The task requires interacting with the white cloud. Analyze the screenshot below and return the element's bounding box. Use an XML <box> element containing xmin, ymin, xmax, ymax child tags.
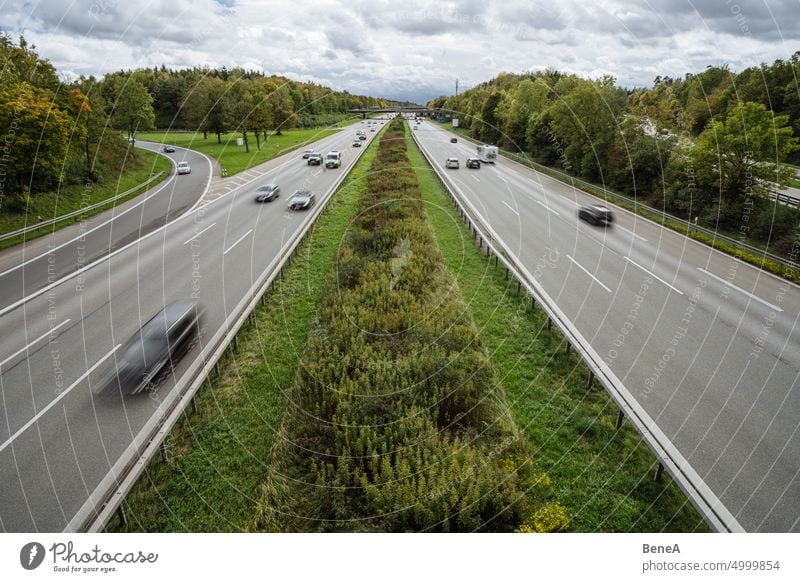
<box><xmin>3</xmin><ymin>0</ymin><xmax>798</xmax><ymax>104</ymax></box>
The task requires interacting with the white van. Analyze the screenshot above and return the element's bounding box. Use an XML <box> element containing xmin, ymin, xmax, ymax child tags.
<box><xmin>325</xmin><ymin>151</ymin><xmax>342</xmax><ymax>169</ymax></box>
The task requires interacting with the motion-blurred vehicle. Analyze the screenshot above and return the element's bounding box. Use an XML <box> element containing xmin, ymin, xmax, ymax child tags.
<box><xmin>445</xmin><ymin>157</ymin><xmax>459</xmax><ymax>169</ymax></box>
<box><xmin>352</xmin><ymin>140</ymin><xmax>362</xmax><ymax>148</ymax></box>
<box><xmin>466</xmin><ymin>157</ymin><xmax>481</xmax><ymax>169</ymax></box>
<box><xmin>288</xmin><ymin>190</ymin><xmax>316</xmax><ymax>210</ymax></box>
<box><xmin>302</xmin><ymin>149</ymin><xmax>316</xmax><ymax>159</ymax></box>
<box><xmin>578</xmin><ymin>204</ymin><xmax>614</xmax><ymax>226</ymax></box>
<box><xmin>477</xmin><ymin>144</ymin><xmax>498</xmax><ymax>163</ymax></box>
<box><xmin>307</xmin><ymin>153</ymin><xmax>323</xmax><ymax>166</ymax></box>
<box><xmin>254</xmin><ymin>183</ymin><xmax>280</xmax><ymax>202</ymax></box>
<box><xmin>177</xmin><ymin>161</ymin><xmax>191</xmax><ymax>174</ymax></box>
<box><xmin>101</xmin><ymin>301</ymin><xmax>202</xmax><ymax>395</ymax></box>
<box><xmin>358</xmin><ymin>134</ymin><xmax>367</xmax><ymax>140</ymax></box>
<box><xmin>450</xmin><ymin>137</ymin><xmax>457</xmax><ymax>143</ymax></box>
<box><xmin>163</xmin><ymin>145</ymin><xmax>176</xmax><ymax>153</ymax></box>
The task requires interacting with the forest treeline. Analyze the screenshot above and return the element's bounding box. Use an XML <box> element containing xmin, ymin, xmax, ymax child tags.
<box><xmin>429</xmin><ymin>56</ymin><xmax>800</xmax><ymax>254</ymax></box>
<box><xmin>0</xmin><ymin>35</ymin><xmax>390</xmax><ymax>212</ymax></box>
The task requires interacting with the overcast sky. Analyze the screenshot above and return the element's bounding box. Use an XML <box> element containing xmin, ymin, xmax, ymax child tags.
<box><xmin>2</xmin><ymin>0</ymin><xmax>799</xmax><ymax>104</ymax></box>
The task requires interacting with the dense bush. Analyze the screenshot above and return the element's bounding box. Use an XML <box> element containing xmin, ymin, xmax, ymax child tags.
<box><xmin>253</xmin><ymin>119</ymin><xmax>567</xmax><ymax>532</ymax></box>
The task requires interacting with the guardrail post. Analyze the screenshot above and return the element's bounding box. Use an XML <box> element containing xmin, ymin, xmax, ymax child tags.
<box><xmin>232</xmin><ymin>335</ymin><xmax>239</xmax><ymax>352</ymax></box>
<box><xmin>505</xmin><ymin>267</ymin><xmax>509</xmax><ymax>280</ymax></box>
<box><xmin>494</xmin><ymin>255</ymin><xmax>498</xmax><ymax>267</ymax></box>
<box><xmin>615</xmin><ymin>409</ymin><xmax>625</xmax><ymax>430</ymax></box>
<box><xmin>587</xmin><ymin>371</ymin><xmax>595</xmax><ymax>390</ymax></box>
<box><xmin>159</xmin><ymin>441</ymin><xmax>169</xmax><ymax>463</ymax></box>
<box><xmin>191</xmin><ymin>396</ymin><xmax>198</xmax><ymax>414</ymax></box>
<box><xmin>530</xmin><ymin>296</ymin><xmax>535</xmax><ymax>310</ymax></box>
<box><xmin>516</xmin><ymin>280</ymin><xmax>520</xmax><ymax>295</ymax></box>
<box><xmin>547</xmin><ymin>318</ymin><xmax>552</xmax><ymax>331</ymax></box>
<box><xmin>565</xmin><ymin>342</ymin><xmax>571</xmax><ymax>355</ymax></box>
<box><xmin>654</xmin><ymin>462</ymin><xmax>664</xmax><ymax>483</ymax></box>
<box><xmin>116</xmin><ymin>504</ymin><xmax>127</xmax><ymax>528</ymax></box>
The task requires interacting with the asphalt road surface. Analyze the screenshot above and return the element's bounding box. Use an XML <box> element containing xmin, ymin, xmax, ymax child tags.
<box><xmin>0</xmin><ymin>122</ymin><xmax>383</xmax><ymax>531</ymax></box>
<box><xmin>0</xmin><ymin>141</ymin><xmax>213</xmax><ymax>313</ymax></box>
<box><xmin>415</xmin><ymin>120</ymin><xmax>800</xmax><ymax>532</ymax></box>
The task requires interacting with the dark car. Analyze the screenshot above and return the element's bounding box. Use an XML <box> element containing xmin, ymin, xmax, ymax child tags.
<box><xmin>255</xmin><ymin>183</ymin><xmax>280</xmax><ymax>202</ymax></box>
<box><xmin>302</xmin><ymin>149</ymin><xmax>316</xmax><ymax>159</ymax></box>
<box><xmin>288</xmin><ymin>190</ymin><xmax>316</xmax><ymax>211</ymax></box>
<box><xmin>163</xmin><ymin>145</ymin><xmax>176</xmax><ymax>153</ymax></box>
<box><xmin>307</xmin><ymin>153</ymin><xmax>323</xmax><ymax>166</ymax></box>
<box><xmin>450</xmin><ymin>137</ymin><xmax>457</xmax><ymax>143</ymax></box>
<box><xmin>101</xmin><ymin>301</ymin><xmax>202</xmax><ymax>395</ymax></box>
<box><xmin>466</xmin><ymin>158</ymin><xmax>480</xmax><ymax>169</ymax></box>
<box><xmin>578</xmin><ymin>204</ymin><xmax>614</xmax><ymax>226</ymax></box>
<box><xmin>358</xmin><ymin>134</ymin><xmax>367</xmax><ymax>141</ymax></box>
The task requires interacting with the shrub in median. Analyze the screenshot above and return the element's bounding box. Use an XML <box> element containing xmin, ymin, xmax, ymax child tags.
<box><xmin>253</xmin><ymin>119</ymin><xmax>566</xmax><ymax>532</ymax></box>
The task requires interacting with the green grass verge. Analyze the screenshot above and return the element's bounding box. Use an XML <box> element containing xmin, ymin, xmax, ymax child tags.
<box><xmin>109</xmin><ymin>127</ymin><xmax>384</xmax><ymax>532</ymax></box>
<box><xmin>434</xmin><ymin>121</ymin><xmax>800</xmax><ymax>283</ymax></box>
<box><xmin>407</xmin><ymin>126</ymin><xmax>710</xmax><ymax>532</ymax></box>
<box><xmin>0</xmin><ymin>150</ymin><xmax>171</xmax><ymax>250</ymax></box>
<box><xmin>137</xmin><ymin>126</ymin><xmax>346</xmax><ymax>176</ymax></box>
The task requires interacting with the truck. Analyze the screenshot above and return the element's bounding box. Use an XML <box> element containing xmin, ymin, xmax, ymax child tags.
<box><xmin>477</xmin><ymin>144</ymin><xmax>498</xmax><ymax>164</ymax></box>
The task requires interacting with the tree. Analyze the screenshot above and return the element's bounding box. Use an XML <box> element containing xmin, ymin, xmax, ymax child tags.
<box><xmin>227</xmin><ymin>81</ymin><xmax>253</xmax><ymax>153</ymax></box>
<box><xmin>478</xmin><ymin>91</ymin><xmax>504</xmax><ymax>144</ymax></box>
<box><xmin>692</xmin><ymin>101</ymin><xmax>798</xmax><ymax>203</ymax></box>
<box><xmin>248</xmin><ymin>83</ymin><xmax>272</xmax><ymax>149</ymax></box>
<box><xmin>504</xmin><ymin>79</ymin><xmax>549</xmax><ymax>151</ymax></box>
<box><xmin>0</xmin><ymin>82</ymin><xmax>72</xmax><ymax>202</ymax></box>
<box><xmin>267</xmin><ymin>84</ymin><xmax>296</xmax><ymax>135</ymax></box>
<box><xmin>110</xmin><ymin>78</ymin><xmax>154</xmax><ymax>139</ymax></box>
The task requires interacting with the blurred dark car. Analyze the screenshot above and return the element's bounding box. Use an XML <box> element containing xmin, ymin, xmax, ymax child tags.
<box><xmin>255</xmin><ymin>183</ymin><xmax>280</xmax><ymax>202</ymax></box>
<box><xmin>578</xmin><ymin>204</ymin><xmax>614</xmax><ymax>226</ymax></box>
<box><xmin>450</xmin><ymin>137</ymin><xmax>457</xmax><ymax>143</ymax></box>
<box><xmin>163</xmin><ymin>145</ymin><xmax>176</xmax><ymax>153</ymax></box>
<box><xmin>307</xmin><ymin>153</ymin><xmax>323</xmax><ymax>166</ymax></box>
<box><xmin>466</xmin><ymin>157</ymin><xmax>480</xmax><ymax>169</ymax></box>
<box><xmin>102</xmin><ymin>301</ymin><xmax>202</xmax><ymax>395</ymax></box>
<box><xmin>288</xmin><ymin>190</ymin><xmax>315</xmax><ymax>210</ymax></box>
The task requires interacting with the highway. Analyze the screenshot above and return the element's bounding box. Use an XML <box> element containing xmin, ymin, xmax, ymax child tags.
<box><xmin>0</xmin><ymin>141</ymin><xmax>214</xmax><ymax>313</ymax></box>
<box><xmin>0</xmin><ymin>123</ymin><xmax>382</xmax><ymax>532</ymax></box>
<box><xmin>414</xmin><ymin>120</ymin><xmax>800</xmax><ymax>532</ymax></box>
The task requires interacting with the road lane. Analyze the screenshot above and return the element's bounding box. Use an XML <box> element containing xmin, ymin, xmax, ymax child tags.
<box><xmin>415</xmin><ymin>119</ymin><xmax>800</xmax><ymax>531</ymax></box>
<box><xmin>0</xmin><ymin>121</ymin><xmax>385</xmax><ymax>531</ymax></box>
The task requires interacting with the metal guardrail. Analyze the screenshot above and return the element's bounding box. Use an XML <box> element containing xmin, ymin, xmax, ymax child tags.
<box><xmin>67</xmin><ymin>127</ymin><xmax>381</xmax><ymax>533</ymax></box>
<box><xmin>449</xmin><ymin>128</ymin><xmax>800</xmax><ymax>271</ymax></box>
<box><xmin>411</xmin><ymin>127</ymin><xmax>744</xmax><ymax>533</ymax></box>
<box><xmin>0</xmin><ymin>172</ymin><xmax>166</xmax><ymax>243</ymax></box>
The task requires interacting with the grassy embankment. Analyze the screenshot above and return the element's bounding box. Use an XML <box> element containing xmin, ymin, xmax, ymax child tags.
<box><xmin>408</xmin><ymin>124</ymin><xmax>709</xmax><ymax>532</ymax></box>
<box><xmin>138</xmin><ymin>118</ymin><xmax>364</xmax><ymax>177</ymax></box>
<box><xmin>0</xmin><ymin>149</ymin><xmax>171</xmax><ymax>250</ymax></box>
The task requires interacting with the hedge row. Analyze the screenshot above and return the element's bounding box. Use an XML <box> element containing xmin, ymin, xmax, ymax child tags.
<box><xmin>252</xmin><ymin>118</ymin><xmax>567</xmax><ymax>532</ymax></box>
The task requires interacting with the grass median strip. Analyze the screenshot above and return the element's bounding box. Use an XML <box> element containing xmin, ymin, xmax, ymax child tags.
<box><xmin>406</xmin><ymin>125</ymin><xmax>710</xmax><ymax>532</ymax></box>
<box><xmin>253</xmin><ymin>118</ymin><xmax>566</xmax><ymax>533</ymax></box>
<box><xmin>110</xmin><ymin>126</ymin><xmax>383</xmax><ymax>532</ymax></box>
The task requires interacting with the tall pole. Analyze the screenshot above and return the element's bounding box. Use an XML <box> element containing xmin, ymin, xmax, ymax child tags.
<box><xmin>455</xmin><ymin>78</ymin><xmax>459</xmax><ymax>97</ymax></box>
